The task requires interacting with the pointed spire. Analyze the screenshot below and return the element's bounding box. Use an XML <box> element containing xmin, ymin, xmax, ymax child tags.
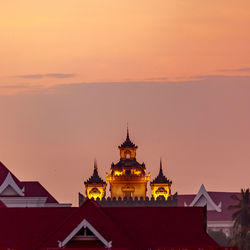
<box><xmin>94</xmin><ymin>158</ymin><xmax>97</xmax><ymax>171</ymax></box>
<box><xmin>93</xmin><ymin>159</ymin><xmax>99</xmax><ymax>177</ymax></box>
<box><xmin>84</xmin><ymin>160</ymin><xmax>106</xmax><ymax>185</ymax></box>
<box><xmin>159</xmin><ymin>158</ymin><xmax>163</xmax><ymax>173</ymax></box>
<box><xmin>151</xmin><ymin>159</ymin><xmax>172</xmax><ymax>184</ymax></box>
<box><xmin>119</xmin><ymin>126</ymin><xmax>137</xmax><ymax>149</ymax></box>
<box><xmin>126</xmin><ymin>123</ymin><xmax>130</xmax><ymax>139</ymax></box>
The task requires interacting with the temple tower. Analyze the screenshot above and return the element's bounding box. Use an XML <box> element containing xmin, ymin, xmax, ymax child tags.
<box><xmin>106</xmin><ymin>129</ymin><xmax>150</xmax><ymax>199</ymax></box>
<box><xmin>84</xmin><ymin>160</ymin><xmax>106</xmax><ymax>200</ymax></box>
<box><xmin>150</xmin><ymin>159</ymin><xmax>172</xmax><ymax>200</ymax></box>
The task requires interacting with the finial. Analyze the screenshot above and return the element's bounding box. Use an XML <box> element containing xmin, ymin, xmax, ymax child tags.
<box><xmin>119</xmin><ymin>125</ymin><xmax>137</xmax><ymax>149</ymax></box>
<box><xmin>126</xmin><ymin>123</ymin><xmax>129</xmax><ymax>138</ymax></box>
<box><xmin>159</xmin><ymin>158</ymin><xmax>163</xmax><ymax>175</ymax></box>
<box><xmin>94</xmin><ymin>158</ymin><xmax>97</xmax><ymax>171</ymax></box>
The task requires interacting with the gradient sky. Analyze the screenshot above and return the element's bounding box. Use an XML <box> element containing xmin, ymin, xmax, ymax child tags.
<box><xmin>0</xmin><ymin>0</ymin><xmax>250</xmax><ymax>205</ymax></box>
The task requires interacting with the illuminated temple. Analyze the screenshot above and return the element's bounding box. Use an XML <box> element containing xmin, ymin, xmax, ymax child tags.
<box><xmin>79</xmin><ymin>130</ymin><xmax>177</xmax><ymax>206</ymax></box>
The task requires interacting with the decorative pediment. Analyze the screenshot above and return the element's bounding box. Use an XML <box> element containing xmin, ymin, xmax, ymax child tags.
<box><xmin>0</xmin><ymin>173</ymin><xmax>25</xmax><ymax>197</ymax></box>
<box><xmin>58</xmin><ymin>219</ymin><xmax>112</xmax><ymax>248</ymax></box>
<box><xmin>185</xmin><ymin>184</ymin><xmax>222</xmax><ymax>212</ymax></box>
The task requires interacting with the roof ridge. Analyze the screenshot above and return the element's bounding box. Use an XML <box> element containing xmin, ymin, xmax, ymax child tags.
<box><xmin>0</xmin><ymin>161</ymin><xmax>23</xmax><ymax>189</ymax></box>
<box><xmin>35</xmin><ymin>207</ymin><xmax>79</xmax><ymax>249</ymax></box>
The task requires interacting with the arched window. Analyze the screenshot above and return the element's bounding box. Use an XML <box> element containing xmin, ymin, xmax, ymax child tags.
<box><xmin>125</xmin><ymin>150</ymin><xmax>131</xmax><ymax>159</ymax></box>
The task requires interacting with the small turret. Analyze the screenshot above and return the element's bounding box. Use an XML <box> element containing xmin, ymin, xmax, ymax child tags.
<box><xmin>150</xmin><ymin>159</ymin><xmax>172</xmax><ymax>200</ymax></box>
<box><xmin>118</xmin><ymin>127</ymin><xmax>138</xmax><ymax>159</ymax></box>
<box><xmin>84</xmin><ymin>160</ymin><xmax>106</xmax><ymax>200</ymax></box>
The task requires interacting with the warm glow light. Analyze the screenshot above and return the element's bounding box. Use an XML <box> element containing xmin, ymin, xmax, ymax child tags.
<box><xmin>133</xmin><ymin>170</ymin><xmax>142</xmax><ymax>175</ymax></box>
<box><xmin>114</xmin><ymin>170</ymin><xmax>123</xmax><ymax>176</ymax></box>
<box><xmin>151</xmin><ymin>184</ymin><xmax>171</xmax><ymax>200</ymax></box>
<box><xmin>86</xmin><ymin>184</ymin><xmax>106</xmax><ymax>200</ymax></box>
<box><xmin>120</xmin><ymin>148</ymin><xmax>136</xmax><ymax>159</ymax></box>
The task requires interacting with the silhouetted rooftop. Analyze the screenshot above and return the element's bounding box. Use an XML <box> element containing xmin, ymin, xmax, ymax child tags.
<box><xmin>84</xmin><ymin>161</ymin><xmax>106</xmax><ymax>185</ymax></box>
<box><xmin>111</xmin><ymin>158</ymin><xmax>145</xmax><ymax>170</ymax></box>
<box><xmin>118</xmin><ymin>129</ymin><xmax>137</xmax><ymax>149</ymax></box>
<box><xmin>151</xmin><ymin>160</ymin><xmax>172</xmax><ymax>184</ymax></box>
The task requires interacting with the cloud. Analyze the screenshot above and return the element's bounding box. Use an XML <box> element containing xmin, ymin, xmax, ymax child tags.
<box><xmin>46</xmin><ymin>73</ymin><xmax>76</xmax><ymax>78</ymax></box>
<box><xmin>144</xmin><ymin>76</ymin><xmax>169</xmax><ymax>81</ymax></box>
<box><xmin>0</xmin><ymin>84</ymin><xmax>28</xmax><ymax>89</ymax></box>
<box><xmin>4</xmin><ymin>74</ymin><xmax>250</xmax><ymax>96</ymax></box>
<box><xmin>191</xmin><ymin>74</ymin><xmax>250</xmax><ymax>81</ymax></box>
<box><xmin>191</xmin><ymin>75</ymin><xmax>226</xmax><ymax>80</ymax></box>
<box><xmin>16</xmin><ymin>73</ymin><xmax>76</xmax><ymax>79</ymax></box>
<box><xmin>217</xmin><ymin>67</ymin><xmax>250</xmax><ymax>73</ymax></box>
<box><xmin>18</xmin><ymin>74</ymin><xmax>44</xmax><ymax>79</ymax></box>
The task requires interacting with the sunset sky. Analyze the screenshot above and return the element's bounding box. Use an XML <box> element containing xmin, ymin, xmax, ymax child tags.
<box><xmin>0</xmin><ymin>0</ymin><xmax>250</xmax><ymax>205</ymax></box>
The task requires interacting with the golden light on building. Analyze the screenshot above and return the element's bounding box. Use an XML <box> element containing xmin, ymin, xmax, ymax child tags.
<box><xmin>84</xmin><ymin>160</ymin><xmax>106</xmax><ymax>200</ymax></box>
<box><xmin>106</xmin><ymin>129</ymin><xmax>150</xmax><ymax>199</ymax></box>
<box><xmin>81</xmin><ymin>129</ymin><xmax>175</xmax><ymax>204</ymax></box>
<box><xmin>150</xmin><ymin>159</ymin><xmax>172</xmax><ymax>200</ymax></box>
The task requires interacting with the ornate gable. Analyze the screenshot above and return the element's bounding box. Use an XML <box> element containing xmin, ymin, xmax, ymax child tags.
<box><xmin>0</xmin><ymin>172</ymin><xmax>25</xmax><ymax>197</ymax></box>
<box><xmin>185</xmin><ymin>184</ymin><xmax>222</xmax><ymax>212</ymax></box>
<box><xmin>58</xmin><ymin>219</ymin><xmax>112</xmax><ymax>248</ymax></box>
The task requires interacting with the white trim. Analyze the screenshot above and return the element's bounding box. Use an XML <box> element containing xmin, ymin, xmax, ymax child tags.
<box><xmin>0</xmin><ymin>197</ymin><xmax>47</xmax><ymax>207</ymax></box>
<box><xmin>188</xmin><ymin>184</ymin><xmax>222</xmax><ymax>212</ymax></box>
<box><xmin>207</xmin><ymin>220</ymin><xmax>234</xmax><ymax>228</ymax></box>
<box><xmin>0</xmin><ymin>173</ymin><xmax>24</xmax><ymax>197</ymax></box>
<box><xmin>58</xmin><ymin>218</ymin><xmax>112</xmax><ymax>248</ymax></box>
<box><xmin>45</xmin><ymin>203</ymin><xmax>72</xmax><ymax>207</ymax></box>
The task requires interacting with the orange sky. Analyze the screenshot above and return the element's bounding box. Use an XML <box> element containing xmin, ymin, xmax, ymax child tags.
<box><xmin>1</xmin><ymin>0</ymin><xmax>250</xmax><ymax>90</ymax></box>
<box><xmin>0</xmin><ymin>1</ymin><xmax>250</xmax><ymax>205</ymax></box>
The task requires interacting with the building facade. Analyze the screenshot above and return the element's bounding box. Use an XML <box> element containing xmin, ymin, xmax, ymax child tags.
<box><xmin>80</xmin><ymin>130</ymin><xmax>241</xmax><ymax>237</ymax></box>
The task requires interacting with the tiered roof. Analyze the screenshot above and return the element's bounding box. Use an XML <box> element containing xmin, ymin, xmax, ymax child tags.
<box><xmin>111</xmin><ymin>159</ymin><xmax>145</xmax><ymax>170</ymax></box>
<box><xmin>112</xmin><ymin>129</ymin><xmax>145</xmax><ymax>170</ymax></box>
<box><xmin>151</xmin><ymin>160</ymin><xmax>172</xmax><ymax>184</ymax></box>
<box><xmin>118</xmin><ymin>128</ymin><xmax>137</xmax><ymax>149</ymax></box>
<box><xmin>84</xmin><ymin>160</ymin><xmax>106</xmax><ymax>185</ymax></box>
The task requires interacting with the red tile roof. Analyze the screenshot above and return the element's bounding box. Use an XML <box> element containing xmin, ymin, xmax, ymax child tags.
<box><xmin>43</xmin><ymin>200</ymin><xmax>130</xmax><ymax>249</ymax></box>
<box><xmin>104</xmin><ymin>206</ymin><xmax>216</xmax><ymax>249</ymax></box>
<box><xmin>178</xmin><ymin>191</ymin><xmax>241</xmax><ymax>221</ymax></box>
<box><xmin>0</xmin><ymin>199</ymin><xmax>218</xmax><ymax>250</ymax></box>
<box><xmin>0</xmin><ymin>200</ymin><xmax>6</xmax><ymax>207</ymax></box>
<box><xmin>0</xmin><ymin>206</ymin><xmax>75</xmax><ymax>250</ymax></box>
<box><xmin>0</xmin><ymin>161</ymin><xmax>23</xmax><ymax>189</ymax></box>
<box><xmin>0</xmin><ymin>161</ymin><xmax>58</xmax><ymax>204</ymax></box>
<box><xmin>22</xmin><ymin>181</ymin><xmax>58</xmax><ymax>203</ymax></box>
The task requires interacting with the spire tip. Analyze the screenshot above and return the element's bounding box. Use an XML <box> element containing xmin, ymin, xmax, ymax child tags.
<box><xmin>126</xmin><ymin>123</ymin><xmax>129</xmax><ymax>138</ymax></box>
<box><xmin>94</xmin><ymin>159</ymin><xmax>97</xmax><ymax>170</ymax></box>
